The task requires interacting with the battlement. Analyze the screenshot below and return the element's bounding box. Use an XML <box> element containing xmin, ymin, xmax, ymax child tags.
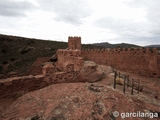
<box><xmin>81</xmin><ymin>47</ymin><xmax>160</xmax><ymax>77</ymax></box>
<box><xmin>82</xmin><ymin>47</ymin><xmax>158</xmax><ymax>55</ymax></box>
<box><xmin>66</xmin><ymin>36</ymin><xmax>159</xmax><ymax>77</ymax></box>
<box><xmin>57</xmin><ymin>49</ymin><xmax>82</xmax><ymax>56</ymax></box>
<box><xmin>68</xmin><ymin>36</ymin><xmax>81</xmax><ymax>50</ymax></box>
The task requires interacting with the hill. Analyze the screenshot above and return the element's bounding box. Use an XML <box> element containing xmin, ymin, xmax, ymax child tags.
<box><xmin>0</xmin><ymin>34</ymin><xmax>102</xmax><ymax>75</ymax></box>
<box><xmin>144</xmin><ymin>44</ymin><xmax>160</xmax><ymax>48</ymax></box>
<box><xmin>92</xmin><ymin>42</ymin><xmax>140</xmax><ymax>48</ymax></box>
<box><xmin>0</xmin><ymin>34</ymin><xmax>68</xmax><ymax>75</ymax></box>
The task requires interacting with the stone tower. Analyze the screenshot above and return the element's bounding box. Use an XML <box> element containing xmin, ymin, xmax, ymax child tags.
<box><xmin>68</xmin><ymin>36</ymin><xmax>81</xmax><ymax>50</ymax></box>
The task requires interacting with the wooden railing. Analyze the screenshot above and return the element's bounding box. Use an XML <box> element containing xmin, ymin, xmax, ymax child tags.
<box><xmin>113</xmin><ymin>70</ymin><xmax>141</xmax><ymax>95</ymax></box>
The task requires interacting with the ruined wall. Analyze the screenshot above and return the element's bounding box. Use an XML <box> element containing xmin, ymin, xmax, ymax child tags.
<box><xmin>28</xmin><ymin>57</ymin><xmax>50</xmax><ymax>75</ymax></box>
<box><xmin>82</xmin><ymin>48</ymin><xmax>160</xmax><ymax>77</ymax></box>
<box><xmin>57</xmin><ymin>49</ymin><xmax>84</xmax><ymax>72</ymax></box>
<box><xmin>0</xmin><ymin>71</ymin><xmax>79</xmax><ymax>99</ymax></box>
<box><xmin>68</xmin><ymin>36</ymin><xmax>81</xmax><ymax>50</ymax></box>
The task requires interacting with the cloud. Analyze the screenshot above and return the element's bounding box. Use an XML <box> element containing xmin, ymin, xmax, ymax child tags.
<box><xmin>0</xmin><ymin>0</ymin><xmax>38</xmax><ymax>17</ymax></box>
<box><xmin>95</xmin><ymin>17</ymin><xmax>148</xmax><ymax>38</ymax></box>
<box><xmin>0</xmin><ymin>0</ymin><xmax>160</xmax><ymax>46</ymax></box>
<box><xmin>123</xmin><ymin>0</ymin><xmax>160</xmax><ymax>36</ymax></box>
<box><xmin>93</xmin><ymin>0</ymin><xmax>160</xmax><ymax>45</ymax></box>
<box><xmin>38</xmin><ymin>0</ymin><xmax>92</xmax><ymax>25</ymax></box>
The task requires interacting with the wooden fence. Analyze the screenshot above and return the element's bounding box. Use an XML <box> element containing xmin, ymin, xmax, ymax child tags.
<box><xmin>113</xmin><ymin>70</ymin><xmax>140</xmax><ymax>95</ymax></box>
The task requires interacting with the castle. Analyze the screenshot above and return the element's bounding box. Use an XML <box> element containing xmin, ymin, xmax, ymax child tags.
<box><xmin>24</xmin><ymin>36</ymin><xmax>160</xmax><ymax>77</ymax></box>
<box><xmin>0</xmin><ymin>36</ymin><xmax>160</xmax><ymax>99</ymax></box>
<box><xmin>56</xmin><ymin>36</ymin><xmax>83</xmax><ymax>72</ymax></box>
<box><xmin>63</xmin><ymin>36</ymin><xmax>160</xmax><ymax>77</ymax></box>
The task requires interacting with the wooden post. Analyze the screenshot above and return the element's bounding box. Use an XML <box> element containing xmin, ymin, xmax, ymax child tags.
<box><xmin>137</xmin><ymin>79</ymin><xmax>140</xmax><ymax>94</ymax></box>
<box><xmin>131</xmin><ymin>79</ymin><xmax>134</xmax><ymax>95</ymax></box>
<box><xmin>111</xmin><ymin>65</ymin><xmax>114</xmax><ymax>72</ymax></box>
<box><xmin>114</xmin><ymin>71</ymin><xmax>116</xmax><ymax>89</ymax></box>
<box><xmin>123</xmin><ymin>76</ymin><xmax>126</xmax><ymax>94</ymax></box>
<box><xmin>127</xmin><ymin>75</ymin><xmax>129</xmax><ymax>88</ymax></box>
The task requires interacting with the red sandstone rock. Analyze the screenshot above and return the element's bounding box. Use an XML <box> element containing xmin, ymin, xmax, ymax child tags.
<box><xmin>77</xmin><ymin>61</ymin><xmax>112</xmax><ymax>82</ymax></box>
<box><xmin>1</xmin><ymin>83</ymin><xmax>159</xmax><ymax>120</ymax></box>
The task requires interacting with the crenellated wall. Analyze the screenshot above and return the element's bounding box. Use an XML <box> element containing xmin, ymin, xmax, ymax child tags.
<box><xmin>82</xmin><ymin>48</ymin><xmax>160</xmax><ymax>77</ymax></box>
<box><xmin>68</xmin><ymin>36</ymin><xmax>81</xmax><ymax>50</ymax></box>
<box><xmin>27</xmin><ymin>36</ymin><xmax>160</xmax><ymax>77</ymax></box>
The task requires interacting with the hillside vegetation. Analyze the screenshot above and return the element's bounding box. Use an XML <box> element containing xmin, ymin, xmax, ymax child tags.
<box><xmin>0</xmin><ymin>34</ymin><xmax>102</xmax><ymax>75</ymax></box>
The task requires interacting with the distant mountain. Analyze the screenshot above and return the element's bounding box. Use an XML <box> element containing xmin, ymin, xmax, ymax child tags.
<box><xmin>92</xmin><ymin>42</ymin><xmax>140</xmax><ymax>48</ymax></box>
<box><xmin>144</xmin><ymin>45</ymin><xmax>160</xmax><ymax>48</ymax></box>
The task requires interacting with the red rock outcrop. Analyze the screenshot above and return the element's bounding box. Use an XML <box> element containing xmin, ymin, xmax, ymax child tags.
<box><xmin>1</xmin><ymin>83</ymin><xmax>159</xmax><ymax>120</ymax></box>
<box><xmin>76</xmin><ymin>61</ymin><xmax>112</xmax><ymax>82</ymax></box>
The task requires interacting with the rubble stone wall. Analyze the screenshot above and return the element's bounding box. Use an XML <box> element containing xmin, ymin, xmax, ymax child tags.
<box><xmin>0</xmin><ymin>71</ymin><xmax>79</xmax><ymax>99</ymax></box>
<box><xmin>57</xmin><ymin>49</ymin><xmax>84</xmax><ymax>72</ymax></box>
<box><xmin>28</xmin><ymin>57</ymin><xmax>51</xmax><ymax>75</ymax></box>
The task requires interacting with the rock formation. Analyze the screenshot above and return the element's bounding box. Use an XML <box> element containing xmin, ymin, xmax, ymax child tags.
<box><xmin>1</xmin><ymin>83</ymin><xmax>159</xmax><ymax>120</ymax></box>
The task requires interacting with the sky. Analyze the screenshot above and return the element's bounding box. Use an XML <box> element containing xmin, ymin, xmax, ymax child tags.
<box><xmin>0</xmin><ymin>0</ymin><xmax>160</xmax><ymax>46</ymax></box>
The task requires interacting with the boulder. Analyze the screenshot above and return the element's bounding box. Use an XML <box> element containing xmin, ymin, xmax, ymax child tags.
<box><xmin>77</xmin><ymin>61</ymin><xmax>111</xmax><ymax>82</ymax></box>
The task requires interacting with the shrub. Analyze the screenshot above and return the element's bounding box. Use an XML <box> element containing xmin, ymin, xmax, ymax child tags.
<box><xmin>27</xmin><ymin>40</ymin><xmax>35</xmax><ymax>45</ymax></box>
<box><xmin>2</xmin><ymin>61</ymin><xmax>8</xmax><ymax>65</ymax></box>
<box><xmin>10</xmin><ymin>58</ymin><xmax>16</xmax><ymax>61</ymax></box>
<box><xmin>0</xmin><ymin>66</ymin><xmax>3</xmax><ymax>72</ymax></box>
<box><xmin>21</xmin><ymin>47</ymin><xmax>33</xmax><ymax>54</ymax></box>
<box><xmin>1</xmin><ymin>48</ymin><xmax>7</xmax><ymax>53</ymax></box>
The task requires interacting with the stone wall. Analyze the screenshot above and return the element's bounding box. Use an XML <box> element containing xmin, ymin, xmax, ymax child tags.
<box><xmin>68</xmin><ymin>36</ymin><xmax>81</xmax><ymax>50</ymax></box>
<box><xmin>56</xmin><ymin>49</ymin><xmax>84</xmax><ymax>72</ymax></box>
<box><xmin>82</xmin><ymin>48</ymin><xmax>160</xmax><ymax>77</ymax></box>
<box><xmin>28</xmin><ymin>57</ymin><xmax>50</xmax><ymax>75</ymax></box>
<box><xmin>0</xmin><ymin>71</ymin><xmax>79</xmax><ymax>99</ymax></box>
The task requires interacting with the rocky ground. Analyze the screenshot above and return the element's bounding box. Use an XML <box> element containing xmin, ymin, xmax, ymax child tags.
<box><xmin>0</xmin><ymin>82</ymin><xmax>159</xmax><ymax>120</ymax></box>
<box><xmin>0</xmin><ymin>64</ymin><xmax>160</xmax><ymax>120</ymax></box>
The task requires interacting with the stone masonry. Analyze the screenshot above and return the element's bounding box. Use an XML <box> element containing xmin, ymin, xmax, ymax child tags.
<box><xmin>56</xmin><ymin>37</ymin><xmax>84</xmax><ymax>72</ymax></box>
<box><xmin>82</xmin><ymin>47</ymin><xmax>160</xmax><ymax>77</ymax></box>
<box><xmin>68</xmin><ymin>36</ymin><xmax>81</xmax><ymax>50</ymax></box>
